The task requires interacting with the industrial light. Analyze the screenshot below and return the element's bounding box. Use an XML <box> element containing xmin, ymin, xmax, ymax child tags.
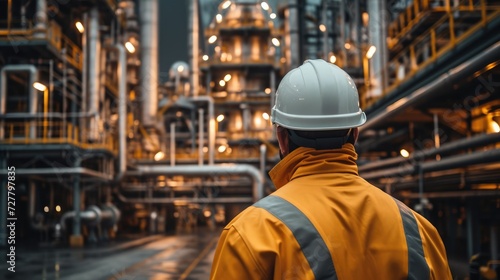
<box><xmin>177</xmin><ymin>65</ymin><xmax>184</xmax><ymax>73</ymax></box>
<box><xmin>125</xmin><ymin>41</ymin><xmax>135</xmax><ymax>53</ymax></box>
<box><xmin>208</xmin><ymin>35</ymin><xmax>217</xmax><ymax>44</ymax></box>
<box><xmin>319</xmin><ymin>24</ymin><xmax>326</xmax><ymax>32</ymax></box>
<box><xmin>216</xmin><ymin>13</ymin><xmax>222</xmax><ymax>23</ymax></box>
<box><xmin>271</xmin><ymin>38</ymin><xmax>280</xmax><ymax>47</ymax></box>
<box><xmin>202</xmin><ymin>55</ymin><xmax>209</xmax><ymax>61</ymax></box>
<box><xmin>55</xmin><ymin>205</ymin><xmax>61</xmax><ymax>212</ymax></box>
<box><xmin>154</xmin><ymin>151</ymin><xmax>165</xmax><ymax>161</ymax></box>
<box><xmin>344</xmin><ymin>43</ymin><xmax>351</xmax><ymax>50</ymax></box>
<box><xmin>221</xmin><ymin>0</ymin><xmax>231</xmax><ymax>9</ymax></box>
<box><xmin>261</xmin><ymin>1</ymin><xmax>269</xmax><ymax>11</ymax></box>
<box><xmin>400</xmin><ymin>148</ymin><xmax>410</xmax><ymax>158</ymax></box>
<box><xmin>44</xmin><ymin>206</ymin><xmax>49</xmax><ymax>213</ymax></box>
<box><xmin>270</xmin><ymin>13</ymin><xmax>276</xmax><ymax>19</ymax></box>
<box><xmin>265</xmin><ymin>88</ymin><xmax>271</xmax><ymax>94</ymax></box>
<box><xmin>33</xmin><ymin>82</ymin><xmax>47</xmax><ymax>92</ymax></box>
<box><xmin>224</xmin><ymin>74</ymin><xmax>232</xmax><ymax>82</ymax></box>
<box><xmin>329</xmin><ymin>54</ymin><xmax>337</xmax><ymax>64</ymax></box>
<box><xmin>75</xmin><ymin>21</ymin><xmax>84</xmax><ymax>33</ymax></box>
<box><xmin>492</xmin><ymin>120</ymin><xmax>500</xmax><ymax>133</ymax></box>
<box><xmin>218</xmin><ymin>145</ymin><xmax>227</xmax><ymax>153</ymax></box>
<box><xmin>219</xmin><ymin>80</ymin><xmax>226</xmax><ymax>87</ymax></box>
<box><xmin>366</xmin><ymin>45</ymin><xmax>376</xmax><ymax>59</ymax></box>
<box><xmin>262</xmin><ymin>112</ymin><xmax>270</xmax><ymax>120</ymax></box>
<box><xmin>203</xmin><ymin>210</ymin><xmax>212</xmax><ymax>218</ymax></box>
<box><xmin>217</xmin><ymin>114</ymin><xmax>225</xmax><ymax>122</ymax></box>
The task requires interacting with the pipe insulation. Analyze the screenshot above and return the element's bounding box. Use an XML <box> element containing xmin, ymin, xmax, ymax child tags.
<box><xmin>140</xmin><ymin>0</ymin><xmax>159</xmax><ymax>127</ymax></box>
<box><xmin>127</xmin><ymin>164</ymin><xmax>264</xmax><ymax>202</ymax></box>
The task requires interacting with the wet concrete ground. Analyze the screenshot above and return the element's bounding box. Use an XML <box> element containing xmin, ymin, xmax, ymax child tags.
<box><xmin>0</xmin><ymin>228</ymin><xmax>219</xmax><ymax>280</ymax></box>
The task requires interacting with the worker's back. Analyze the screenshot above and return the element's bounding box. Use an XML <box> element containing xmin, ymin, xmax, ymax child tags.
<box><xmin>210</xmin><ymin>146</ymin><xmax>452</xmax><ymax>279</ymax></box>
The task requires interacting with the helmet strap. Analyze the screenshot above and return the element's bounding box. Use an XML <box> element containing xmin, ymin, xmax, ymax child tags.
<box><xmin>288</xmin><ymin>129</ymin><xmax>351</xmax><ymax>150</ymax></box>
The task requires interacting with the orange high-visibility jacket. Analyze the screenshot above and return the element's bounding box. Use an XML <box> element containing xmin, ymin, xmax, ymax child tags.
<box><xmin>210</xmin><ymin>144</ymin><xmax>452</xmax><ymax>280</ymax></box>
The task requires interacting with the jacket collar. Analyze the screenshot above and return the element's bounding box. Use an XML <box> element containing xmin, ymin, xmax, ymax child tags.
<box><xmin>269</xmin><ymin>143</ymin><xmax>359</xmax><ymax>189</ymax></box>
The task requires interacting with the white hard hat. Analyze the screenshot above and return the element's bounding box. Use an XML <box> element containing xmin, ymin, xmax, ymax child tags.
<box><xmin>271</xmin><ymin>59</ymin><xmax>366</xmax><ymax>131</ymax></box>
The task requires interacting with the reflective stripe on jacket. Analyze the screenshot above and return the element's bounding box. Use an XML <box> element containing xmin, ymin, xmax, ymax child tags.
<box><xmin>210</xmin><ymin>144</ymin><xmax>452</xmax><ymax>280</ymax></box>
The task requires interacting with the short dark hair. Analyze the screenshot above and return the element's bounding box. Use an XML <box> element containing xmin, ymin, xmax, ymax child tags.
<box><xmin>278</xmin><ymin>127</ymin><xmax>354</xmax><ymax>151</ymax></box>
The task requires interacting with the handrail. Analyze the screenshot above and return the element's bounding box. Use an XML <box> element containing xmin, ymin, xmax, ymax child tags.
<box><xmin>0</xmin><ymin>19</ymin><xmax>83</xmax><ymax>70</ymax></box>
<box><xmin>365</xmin><ymin>2</ymin><xmax>500</xmax><ymax>109</ymax></box>
<box><xmin>0</xmin><ymin>121</ymin><xmax>117</xmax><ymax>154</ymax></box>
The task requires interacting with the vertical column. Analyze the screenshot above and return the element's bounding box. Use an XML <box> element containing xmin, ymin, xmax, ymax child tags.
<box><xmin>285</xmin><ymin>0</ymin><xmax>300</xmax><ymax>69</ymax></box>
<box><xmin>140</xmin><ymin>0</ymin><xmax>159</xmax><ymax>127</ymax></box>
<box><xmin>70</xmin><ymin>154</ymin><xmax>83</xmax><ymax>247</ymax></box>
<box><xmin>491</xmin><ymin>225</ymin><xmax>498</xmax><ymax>262</ymax></box>
<box><xmin>33</xmin><ymin>0</ymin><xmax>47</xmax><ymax>38</ymax></box>
<box><xmin>367</xmin><ymin>0</ymin><xmax>388</xmax><ymax>97</ymax></box>
<box><xmin>88</xmin><ymin>7</ymin><xmax>101</xmax><ymax>141</ymax></box>
<box><xmin>189</xmin><ymin>0</ymin><xmax>200</xmax><ymax>96</ymax></box>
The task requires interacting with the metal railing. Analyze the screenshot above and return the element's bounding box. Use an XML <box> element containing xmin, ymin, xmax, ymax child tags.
<box><xmin>365</xmin><ymin>0</ymin><xmax>500</xmax><ymax>108</ymax></box>
<box><xmin>0</xmin><ymin>19</ymin><xmax>83</xmax><ymax>70</ymax></box>
<box><xmin>0</xmin><ymin>121</ymin><xmax>117</xmax><ymax>154</ymax></box>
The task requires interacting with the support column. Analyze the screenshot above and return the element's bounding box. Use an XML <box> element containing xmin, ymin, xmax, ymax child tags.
<box><xmin>491</xmin><ymin>225</ymin><xmax>498</xmax><ymax>262</ymax></box>
<box><xmin>70</xmin><ymin>155</ymin><xmax>83</xmax><ymax>247</ymax></box>
<box><xmin>367</xmin><ymin>0</ymin><xmax>388</xmax><ymax>97</ymax></box>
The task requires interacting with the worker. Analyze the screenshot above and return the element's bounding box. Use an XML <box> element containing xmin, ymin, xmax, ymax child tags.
<box><xmin>210</xmin><ymin>59</ymin><xmax>452</xmax><ymax>279</ymax></box>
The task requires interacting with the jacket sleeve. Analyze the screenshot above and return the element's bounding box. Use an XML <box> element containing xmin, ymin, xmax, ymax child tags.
<box><xmin>210</xmin><ymin>225</ymin><xmax>268</xmax><ymax>280</ymax></box>
<box><xmin>416</xmin><ymin>214</ymin><xmax>453</xmax><ymax>280</ymax></box>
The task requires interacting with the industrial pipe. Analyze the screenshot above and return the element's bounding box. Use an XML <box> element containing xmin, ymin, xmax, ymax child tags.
<box><xmin>189</xmin><ymin>0</ymin><xmax>200</xmax><ymax>96</ymax></box>
<box><xmin>116</xmin><ymin>194</ymin><xmax>253</xmax><ymax>204</ymax></box>
<box><xmin>0</xmin><ymin>65</ymin><xmax>38</xmax><ymax>139</ymax></box>
<box><xmin>60</xmin><ymin>204</ymin><xmax>120</xmax><ymax>231</ymax></box>
<box><xmin>361</xmin><ymin>147</ymin><xmax>500</xmax><ymax>180</ymax></box>
<box><xmin>361</xmin><ymin>41</ymin><xmax>500</xmax><ymax>131</ymax></box>
<box><xmin>359</xmin><ymin>132</ymin><xmax>500</xmax><ymax>173</ymax></box>
<box><xmin>127</xmin><ymin>164</ymin><xmax>264</xmax><ymax>202</ymax></box>
<box><xmin>396</xmin><ymin>190</ymin><xmax>500</xmax><ymax>199</ymax></box>
<box><xmin>88</xmin><ymin>7</ymin><xmax>101</xmax><ymax>141</ymax></box>
<box><xmin>140</xmin><ymin>0</ymin><xmax>159</xmax><ymax>127</ymax></box>
<box><xmin>33</xmin><ymin>0</ymin><xmax>47</xmax><ymax>38</ymax></box>
<box><xmin>191</xmin><ymin>96</ymin><xmax>215</xmax><ymax>165</ymax></box>
<box><xmin>100</xmin><ymin>44</ymin><xmax>127</xmax><ymax>181</ymax></box>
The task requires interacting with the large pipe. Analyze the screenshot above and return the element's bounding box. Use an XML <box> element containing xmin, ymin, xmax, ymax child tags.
<box><xmin>189</xmin><ymin>0</ymin><xmax>200</xmax><ymax>96</ymax></box>
<box><xmin>101</xmin><ymin>44</ymin><xmax>127</xmax><ymax>180</ymax></box>
<box><xmin>361</xmin><ymin>148</ymin><xmax>500</xmax><ymax>180</ymax></box>
<box><xmin>361</xmin><ymin>41</ymin><xmax>500</xmax><ymax>131</ymax></box>
<box><xmin>116</xmin><ymin>195</ymin><xmax>254</xmax><ymax>204</ymax></box>
<box><xmin>128</xmin><ymin>164</ymin><xmax>264</xmax><ymax>202</ymax></box>
<box><xmin>88</xmin><ymin>7</ymin><xmax>101</xmax><ymax>141</ymax></box>
<box><xmin>396</xmin><ymin>190</ymin><xmax>500</xmax><ymax>199</ymax></box>
<box><xmin>81</xmin><ymin>12</ymin><xmax>88</xmax><ymax>142</ymax></box>
<box><xmin>33</xmin><ymin>0</ymin><xmax>47</xmax><ymax>38</ymax></box>
<box><xmin>367</xmin><ymin>0</ymin><xmax>386</xmax><ymax>97</ymax></box>
<box><xmin>0</xmin><ymin>65</ymin><xmax>38</xmax><ymax>139</ymax></box>
<box><xmin>285</xmin><ymin>0</ymin><xmax>300</xmax><ymax>69</ymax></box>
<box><xmin>198</xmin><ymin>108</ymin><xmax>204</xmax><ymax>165</ymax></box>
<box><xmin>140</xmin><ymin>0</ymin><xmax>159</xmax><ymax>127</ymax></box>
<box><xmin>191</xmin><ymin>96</ymin><xmax>215</xmax><ymax>165</ymax></box>
<box><xmin>359</xmin><ymin>132</ymin><xmax>500</xmax><ymax>172</ymax></box>
<box><xmin>60</xmin><ymin>204</ymin><xmax>120</xmax><ymax>231</ymax></box>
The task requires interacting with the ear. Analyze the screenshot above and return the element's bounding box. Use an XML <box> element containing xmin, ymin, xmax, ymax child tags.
<box><xmin>276</xmin><ymin>127</ymin><xmax>290</xmax><ymax>157</ymax></box>
<box><xmin>352</xmin><ymin>127</ymin><xmax>359</xmax><ymax>144</ymax></box>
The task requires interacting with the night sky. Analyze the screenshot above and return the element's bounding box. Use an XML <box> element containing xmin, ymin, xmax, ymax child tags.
<box><xmin>158</xmin><ymin>1</ymin><xmax>189</xmax><ymax>82</ymax></box>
